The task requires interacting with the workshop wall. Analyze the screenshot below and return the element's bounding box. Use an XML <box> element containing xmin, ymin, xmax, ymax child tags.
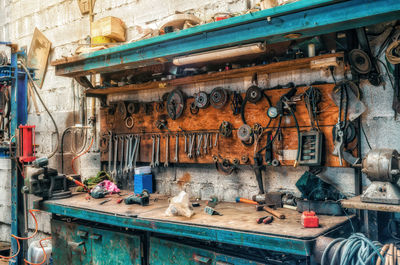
<box><xmin>0</xmin><ymin>0</ymin><xmax>396</xmax><ymax>239</ymax></box>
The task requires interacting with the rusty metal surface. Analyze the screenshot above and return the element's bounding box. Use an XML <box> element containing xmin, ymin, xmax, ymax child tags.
<box><xmin>341</xmin><ymin>195</ymin><xmax>400</xmax><ymax>212</ymax></box>
<box><xmin>51</xmin><ymin>219</ymin><xmax>142</xmax><ymax>265</ymax></box>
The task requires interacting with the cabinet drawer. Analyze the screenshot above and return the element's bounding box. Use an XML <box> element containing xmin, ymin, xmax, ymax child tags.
<box><xmin>51</xmin><ymin>220</ymin><xmax>142</xmax><ymax>265</ymax></box>
<box><xmin>149</xmin><ymin>237</ymin><xmax>261</xmax><ymax>265</ymax></box>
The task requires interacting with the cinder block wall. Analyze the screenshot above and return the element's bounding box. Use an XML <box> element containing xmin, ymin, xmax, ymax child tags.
<box><xmin>0</xmin><ymin>0</ymin><xmax>397</xmax><ymax>239</ymax></box>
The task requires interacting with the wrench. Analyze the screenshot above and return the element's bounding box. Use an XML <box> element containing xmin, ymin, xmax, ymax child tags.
<box><xmin>203</xmin><ymin>133</ymin><xmax>209</xmax><ymax>154</ymax></box>
<box><xmin>164</xmin><ymin>134</ymin><xmax>169</xmax><ymax>167</ymax></box>
<box><xmin>126</xmin><ymin>135</ymin><xmax>134</xmax><ymax>174</ymax></box>
<box><xmin>209</xmin><ymin>133</ymin><xmax>212</xmax><ymax>149</ymax></box>
<box><xmin>150</xmin><ymin>135</ymin><xmax>155</xmax><ymax>168</ymax></box>
<box><xmin>155</xmin><ymin>135</ymin><xmax>160</xmax><ymax>167</ymax></box>
<box><xmin>108</xmin><ymin>132</ymin><xmax>113</xmax><ymax>173</ymax></box>
<box><xmin>188</xmin><ymin>134</ymin><xmax>195</xmax><ymax>159</ymax></box>
<box><xmin>174</xmin><ymin>134</ymin><xmax>179</xmax><ymax>162</ymax></box>
<box><xmin>133</xmin><ymin>135</ymin><xmax>140</xmax><ymax>169</ymax></box>
<box><xmin>214</xmin><ymin>133</ymin><xmax>219</xmax><ymax>147</ymax></box>
<box><xmin>118</xmin><ymin>136</ymin><xmax>125</xmax><ymax>176</ymax></box>
<box><xmin>111</xmin><ymin>136</ymin><xmax>118</xmax><ymax>178</ymax></box>
<box><xmin>184</xmin><ymin>134</ymin><xmax>187</xmax><ymax>153</ymax></box>
<box><xmin>197</xmin><ymin>134</ymin><xmax>203</xmax><ymax>156</ymax></box>
<box><xmin>123</xmin><ymin>135</ymin><xmax>131</xmax><ymax>176</ymax></box>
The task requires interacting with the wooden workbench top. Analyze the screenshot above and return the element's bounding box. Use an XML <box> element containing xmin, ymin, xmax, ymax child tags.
<box><xmin>44</xmin><ymin>191</ymin><xmax>352</xmax><ymax>240</ymax></box>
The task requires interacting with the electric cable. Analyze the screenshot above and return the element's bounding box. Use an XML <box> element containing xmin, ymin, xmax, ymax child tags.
<box><xmin>321</xmin><ymin>233</ymin><xmax>384</xmax><ymax>265</ymax></box>
<box><xmin>386</xmin><ymin>40</ymin><xmax>400</xmax><ymax>65</ymax></box>
<box><xmin>71</xmin><ymin>136</ymin><xmax>94</xmax><ymax>174</ymax></box>
<box><xmin>18</xmin><ymin>62</ymin><xmax>59</xmax><ymax>159</ymax></box>
<box><xmin>24</xmin><ymin>237</ymin><xmax>52</xmax><ymax>265</ymax></box>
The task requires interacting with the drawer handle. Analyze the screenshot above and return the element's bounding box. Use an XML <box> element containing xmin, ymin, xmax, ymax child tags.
<box><xmin>193</xmin><ymin>254</ymin><xmax>211</xmax><ymax>264</ymax></box>
<box><xmin>77</xmin><ymin>230</ymin><xmax>88</xmax><ymax>238</ymax></box>
<box><xmin>90</xmin><ymin>234</ymin><xmax>102</xmax><ymax>240</ymax></box>
<box><xmin>67</xmin><ymin>241</ymin><xmax>86</xmax><ymax>254</ymax></box>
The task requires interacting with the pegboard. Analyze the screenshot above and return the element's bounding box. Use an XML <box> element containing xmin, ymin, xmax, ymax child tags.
<box><xmin>99</xmin><ymin>84</ymin><xmax>357</xmax><ymax>167</ymax></box>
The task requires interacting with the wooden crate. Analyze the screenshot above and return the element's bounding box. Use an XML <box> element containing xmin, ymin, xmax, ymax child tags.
<box><xmin>91</xmin><ymin>16</ymin><xmax>126</xmax><ymax>42</ymax></box>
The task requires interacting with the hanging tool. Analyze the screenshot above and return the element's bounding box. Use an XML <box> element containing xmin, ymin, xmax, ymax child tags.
<box><xmin>133</xmin><ymin>135</ymin><xmax>140</xmax><ymax>170</ymax></box>
<box><xmin>107</xmin><ymin>131</ymin><xmax>113</xmax><ymax>173</ymax></box>
<box><xmin>203</xmin><ymin>133</ymin><xmax>209</xmax><ymax>154</ymax></box>
<box><xmin>188</xmin><ymin>133</ymin><xmax>195</xmax><ymax>159</ymax></box>
<box><xmin>166</xmin><ymin>89</ymin><xmax>185</xmax><ymax>120</ymax></box>
<box><xmin>123</xmin><ymin>135</ymin><xmax>131</xmax><ymax>176</ymax></box>
<box><xmin>150</xmin><ymin>135</ymin><xmax>155</xmax><ymax>168</ymax></box>
<box><xmin>332</xmin><ymin>84</ymin><xmax>348</xmax><ymax>166</ymax></box>
<box><xmin>184</xmin><ymin>134</ymin><xmax>187</xmax><ymax>153</ymax></box>
<box><xmin>118</xmin><ymin>135</ymin><xmax>125</xmax><ymax>177</ymax></box>
<box><xmin>111</xmin><ymin>135</ymin><xmax>118</xmax><ymax>179</ymax></box>
<box><xmin>127</xmin><ymin>135</ymin><xmax>136</xmax><ymax>173</ymax></box>
<box><xmin>174</xmin><ymin>133</ymin><xmax>179</xmax><ymax>162</ymax></box>
<box><xmin>231</xmin><ymin>91</ymin><xmax>243</xmax><ymax>115</ymax></box>
<box><xmin>164</xmin><ymin>134</ymin><xmax>169</xmax><ymax>167</ymax></box>
<box><xmin>155</xmin><ymin>134</ymin><xmax>160</xmax><ymax>167</ymax></box>
<box><xmin>210</xmin><ymin>87</ymin><xmax>228</xmax><ymax>109</ymax></box>
<box><xmin>196</xmin><ymin>134</ymin><xmax>203</xmax><ymax>156</ymax></box>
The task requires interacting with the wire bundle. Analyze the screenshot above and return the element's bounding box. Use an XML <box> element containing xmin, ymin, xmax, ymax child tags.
<box><xmin>0</xmin><ymin>210</ymin><xmax>51</xmax><ymax>265</ymax></box>
<box><xmin>322</xmin><ymin>233</ymin><xmax>384</xmax><ymax>265</ymax></box>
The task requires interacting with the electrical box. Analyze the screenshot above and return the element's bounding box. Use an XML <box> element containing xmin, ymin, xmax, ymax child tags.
<box><xmin>298</xmin><ymin>130</ymin><xmax>323</xmax><ymax>166</ymax></box>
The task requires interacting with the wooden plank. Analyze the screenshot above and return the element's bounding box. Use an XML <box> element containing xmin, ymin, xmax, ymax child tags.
<box><xmin>341</xmin><ymin>196</ymin><xmax>400</xmax><ymax>212</ymax></box>
<box><xmin>46</xmin><ymin>191</ymin><xmax>352</xmax><ymax>239</ymax></box>
<box><xmin>86</xmin><ymin>53</ymin><xmax>344</xmax><ymax>96</ymax></box>
<box><xmin>27</xmin><ymin>28</ymin><xmax>52</xmax><ymax>88</ymax></box>
<box><xmin>100</xmin><ymin>84</ymin><xmax>357</xmax><ymax>167</ymax></box>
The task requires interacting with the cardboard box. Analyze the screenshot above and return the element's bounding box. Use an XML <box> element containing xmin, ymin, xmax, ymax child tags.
<box><xmin>91</xmin><ymin>16</ymin><xmax>126</xmax><ymax>42</ymax></box>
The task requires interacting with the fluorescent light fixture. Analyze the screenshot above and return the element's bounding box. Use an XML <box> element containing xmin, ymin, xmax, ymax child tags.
<box><xmin>173</xmin><ymin>43</ymin><xmax>266</xmax><ymax>66</ymax></box>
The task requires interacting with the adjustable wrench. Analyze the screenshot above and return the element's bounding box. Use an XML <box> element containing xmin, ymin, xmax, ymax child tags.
<box><xmin>150</xmin><ymin>135</ymin><xmax>155</xmax><ymax>168</ymax></box>
<box><xmin>155</xmin><ymin>135</ymin><xmax>160</xmax><ymax>167</ymax></box>
<box><xmin>164</xmin><ymin>135</ymin><xmax>169</xmax><ymax>167</ymax></box>
<box><xmin>108</xmin><ymin>132</ymin><xmax>113</xmax><ymax>173</ymax></box>
<box><xmin>209</xmin><ymin>133</ymin><xmax>212</xmax><ymax>149</ymax></box>
<box><xmin>111</xmin><ymin>135</ymin><xmax>118</xmax><ymax>178</ymax></box>
<box><xmin>174</xmin><ymin>134</ymin><xmax>179</xmax><ymax>162</ymax></box>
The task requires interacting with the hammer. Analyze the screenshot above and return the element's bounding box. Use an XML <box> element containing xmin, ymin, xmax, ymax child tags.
<box><xmin>256</xmin><ymin>205</ymin><xmax>285</xmax><ymax>219</ymax></box>
<box><xmin>236</xmin><ymin>197</ymin><xmax>286</xmax><ymax>219</ymax></box>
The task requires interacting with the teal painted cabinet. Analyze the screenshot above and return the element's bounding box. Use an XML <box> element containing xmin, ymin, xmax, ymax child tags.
<box><xmin>51</xmin><ymin>220</ymin><xmax>142</xmax><ymax>265</ymax></box>
<box><xmin>149</xmin><ymin>237</ymin><xmax>262</xmax><ymax>265</ymax></box>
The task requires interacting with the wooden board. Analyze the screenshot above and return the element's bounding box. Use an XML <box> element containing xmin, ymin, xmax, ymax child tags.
<box><xmin>28</xmin><ymin>28</ymin><xmax>52</xmax><ymax>88</ymax></box>
<box><xmin>46</xmin><ymin>191</ymin><xmax>353</xmax><ymax>240</ymax></box>
<box><xmin>341</xmin><ymin>196</ymin><xmax>400</xmax><ymax>212</ymax></box>
<box><xmin>86</xmin><ymin>53</ymin><xmax>343</xmax><ymax>96</ymax></box>
<box><xmin>100</xmin><ymin>84</ymin><xmax>357</xmax><ymax>167</ymax></box>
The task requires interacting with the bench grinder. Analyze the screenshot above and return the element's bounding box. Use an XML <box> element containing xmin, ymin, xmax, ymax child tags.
<box><xmin>361</xmin><ymin>149</ymin><xmax>400</xmax><ymax>204</ymax></box>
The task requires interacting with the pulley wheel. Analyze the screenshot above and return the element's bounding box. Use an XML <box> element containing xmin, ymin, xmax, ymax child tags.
<box><xmin>219</xmin><ymin>121</ymin><xmax>233</xmax><ymax>137</ymax></box>
<box><xmin>210</xmin><ymin>87</ymin><xmax>228</xmax><ymax>109</ymax></box>
<box><xmin>246</xmin><ymin>85</ymin><xmax>262</xmax><ymax>104</ymax></box>
<box><xmin>237</xmin><ymin>124</ymin><xmax>252</xmax><ymax>142</ymax></box>
<box><xmin>194</xmin><ymin>92</ymin><xmax>209</xmax><ymax>109</ymax></box>
<box><xmin>349</xmin><ymin>49</ymin><xmax>372</xmax><ymax>74</ymax></box>
<box><xmin>167</xmin><ymin>89</ymin><xmax>185</xmax><ymax>120</ymax></box>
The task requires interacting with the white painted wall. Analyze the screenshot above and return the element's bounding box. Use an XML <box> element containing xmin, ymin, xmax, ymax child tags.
<box><xmin>0</xmin><ymin>0</ymin><xmax>397</xmax><ymax>242</ymax></box>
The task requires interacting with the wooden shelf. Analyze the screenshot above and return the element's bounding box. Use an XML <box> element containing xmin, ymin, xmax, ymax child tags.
<box><xmin>86</xmin><ymin>52</ymin><xmax>343</xmax><ymax>97</ymax></box>
<box><xmin>341</xmin><ymin>196</ymin><xmax>400</xmax><ymax>213</ymax></box>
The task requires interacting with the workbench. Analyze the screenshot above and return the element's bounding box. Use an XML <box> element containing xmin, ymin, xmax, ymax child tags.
<box><xmin>37</xmin><ymin>192</ymin><xmax>353</xmax><ymax>264</ymax></box>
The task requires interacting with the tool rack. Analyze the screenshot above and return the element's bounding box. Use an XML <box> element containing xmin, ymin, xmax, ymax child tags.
<box><xmin>37</xmin><ymin>0</ymin><xmax>400</xmax><ymax>263</ymax></box>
